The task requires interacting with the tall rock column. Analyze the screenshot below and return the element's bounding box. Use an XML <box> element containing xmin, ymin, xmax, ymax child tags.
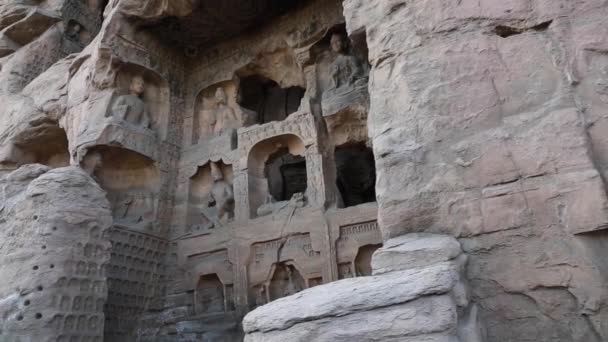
<box><xmin>344</xmin><ymin>0</ymin><xmax>608</xmax><ymax>340</ymax></box>
<box><xmin>0</xmin><ymin>165</ymin><xmax>112</xmax><ymax>342</ymax></box>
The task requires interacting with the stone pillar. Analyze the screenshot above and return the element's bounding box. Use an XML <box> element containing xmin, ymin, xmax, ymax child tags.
<box><xmin>0</xmin><ymin>165</ymin><xmax>112</xmax><ymax>342</ymax></box>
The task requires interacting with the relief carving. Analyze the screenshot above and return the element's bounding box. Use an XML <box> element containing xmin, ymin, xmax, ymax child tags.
<box><xmin>321</xmin><ymin>32</ymin><xmax>369</xmax><ymax>117</ymax></box>
<box><xmin>206</xmin><ymin>87</ymin><xmax>240</xmax><ymax>137</ymax></box>
<box><xmin>203</xmin><ymin>162</ymin><xmax>235</xmax><ymax>227</ymax></box>
<box><xmin>189</xmin><ymin>162</ymin><xmax>235</xmax><ymax>232</ymax></box>
<box><xmin>111</xmin><ymin>75</ymin><xmax>153</xmax><ymax>131</ymax></box>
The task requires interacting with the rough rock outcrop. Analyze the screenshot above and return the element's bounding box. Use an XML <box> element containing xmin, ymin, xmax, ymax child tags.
<box><xmin>0</xmin><ymin>165</ymin><xmax>112</xmax><ymax>341</ymax></box>
<box><xmin>243</xmin><ymin>233</ymin><xmax>483</xmax><ymax>342</ymax></box>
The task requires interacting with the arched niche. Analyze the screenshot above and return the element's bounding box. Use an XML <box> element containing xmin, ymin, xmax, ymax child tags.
<box><xmin>109</xmin><ymin>63</ymin><xmax>170</xmax><ymax>139</ymax></box>
<box><xmin>194</xmin><ymin>274</ymin><xmax>226</xmax><ymax>315</ymax></box>
<box><xmin>84</xmin><ymin>145</ymin><xmax>161</xmax><ymax>232</ymax></box>
<box><xmin>187</xmin><ymin>160</ymin><xmax>234</xmax><ymax>232</ymax></box>
<box><xmin>192</xmin><ymin>80</ymin><xmax>245</xmax><ymax>145</ymax></box>
<box><xmin>267</xmin><ymin>262</ymin><xmax>305</xmax><ymax>301</ymax></box>
<box><xmin>0</xmin><ymin>120</ymin><xmax>69</xmax><ymax>171</ymax></box>
<box><xmin>237</xmin><ymin>75</ymin><xmax>305</xmax><ymax>125</ymax></box>
<box><xmin>354</xmin><ymin>244</ymin><xmax>381</xmax><ymax>277</ymax></box>
<box><xmin>334</xmin><ymin>142</ymin><xmax>376</xmax><ymax>208</ymax></box>
<box><xmin>235</xmin><ymin>47</ymin><xmax>307</xmax><ymax>126</ymax></box>
<box><xmin>247</xmin><ymin>134</ymin><xmax>306</xmax><ymax>218</ymax></box>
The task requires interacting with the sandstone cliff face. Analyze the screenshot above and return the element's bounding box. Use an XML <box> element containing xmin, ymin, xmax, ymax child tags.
<box><xmin>0</xmin><ymin>0</ymin><xmax>607</xmax><ymax>341</ymax></box>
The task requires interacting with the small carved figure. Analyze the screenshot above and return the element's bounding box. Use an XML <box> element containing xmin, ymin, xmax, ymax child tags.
<box><xmin>66</xmin><ymin>22</ymin><xmax>82</xmax><ymax>41</ymax></box>
<box><xmin>210</xmin><ymin>88</ymin><xmax>239</xmax><ymax>136</ymax></box>
<box><xmin>111</xmin><ymin>75</ymin><xmax>152</xmax><ymax>130</ymax></box>
<box><xmin>321</xmin><ymin>33</ymin><xmax>369</xmax><ymax>115</ymax></box>
<box><xmin>339</xmin><ymin>264</ymin><xmax>353</xmax><ymax>279</ymax></box>
<box><xmin>283</xmin><ymin>266</ymin><xmax>301</xmax><ymax>296</ymax></box>
<box><xmin>200</xmin><ymin>162</ymin><xmax>234</xmax><ymax>228</ymax></box>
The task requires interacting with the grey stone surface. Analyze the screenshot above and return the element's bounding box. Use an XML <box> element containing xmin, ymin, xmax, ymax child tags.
<box><xmin>243</xmin><ymin>261</ymin><xmax>463</xmax><ymax>334</ymax></box>
<box><xmin>245</xmin><ymin>295</ymin><xmax>458</xmax><ymax>342</ymax></box>
<box><xmin>372</xmin><ymin>233</ymin><xmax>462</xmax><ymax>275</ymax></box>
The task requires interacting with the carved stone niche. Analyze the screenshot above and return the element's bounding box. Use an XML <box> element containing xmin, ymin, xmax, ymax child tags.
<box><xmin>334</xmin><ymin>142</ymin><xmax>376</xmax><ymax>208</ymax></box>
<box><xmin>248</xmin><ymin>234</ymin><xmax>323</xmax><ymax>308</ymax></box>
<box><xmin>193</xmin><ymin>81</ymin><xmax>242</xmax><ymax>145</ymax></box>
<box><xmin>234</xmin><ymin>46</ymin><xmax>307</xmax><ymax>126</ymax></box>
<box><xmin>107</xmin><ymin>63</ymin><xmax>170</xmax><ymax>139</ymax></box>
<box><xmin>311</xmin><ymin>25</ymin><xmax>370</xmax><ymax>145</ymax></box>
<box><xmin>247</xmin><ymin>134</ymin><xmax>308</xmax><ymax>218</ymax></box>
<box><xmin>0</xmin><ymin>120</ymin><xmax>69</xmax><ymax>173</ymax></box>
<box><xmin>335</xmin><ymin>221</ymin><xmax>382</xmax><ymax>279</ymax></box>
<box><xmin>268</xmin><ymin>263</ymin><xmax>305</xmax><ymax>300</ymax></box>
<box><xmin>237</xmin><ymin>75</ymin><xmax>305</xmax><ymax>125</ymax></box>
<box><xmin>195</xmin><ymin>274</ymin><xmax>227</xmax><ymax>315</ymax></box>
<box><xmin>83</xmin><ymin>146</ymin><xmax>161</xmax><ymax>232</ymax></box>
<box><xmin>187</xmin><ymin>161</ymin><xmax>234</xmax><ymax>233</ymax></box>
<box><xmin>187</xmin><ymin>249</ymin><xmax>235</xmax><ymax>314</ymax></box>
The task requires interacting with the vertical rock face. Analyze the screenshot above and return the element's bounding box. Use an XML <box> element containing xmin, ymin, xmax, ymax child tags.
<box><xmin>343</xmin><ymin>0</ymin><xmax>608</xmax><ymax>341</ymax></box>
<box><xmin>0</xmin><ymin>165</ymin><xmax>112</xmax><ymax>342</ymax></box>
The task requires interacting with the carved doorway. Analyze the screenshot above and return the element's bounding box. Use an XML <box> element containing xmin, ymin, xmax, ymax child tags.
<box><xmin>195</xmin><ymin>274</ymin><xmax>225</xmax><ymax>315</ymax></box>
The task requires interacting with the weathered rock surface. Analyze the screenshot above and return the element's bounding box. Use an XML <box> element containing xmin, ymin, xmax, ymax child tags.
<box><xmin>372</xmin><ymin>233</ymin><xmax>462</xmax><ymax>275</ymax></box>
<box><xmin>344</xmin><ymin>0</ymin><xmax>608</xmax><ymax>340</ymax></box>
<box><xmin>0</xmin><ymin>165</ymin><xmax>112</xmax><ymax>342</ymax></box>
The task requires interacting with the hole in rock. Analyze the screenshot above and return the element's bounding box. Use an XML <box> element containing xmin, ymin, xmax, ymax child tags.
<box><xmin>495</xmin><ymin>20</ymin><xmax>552</xmax><ymax>38</ymax></box>
<box><xmin>335</xmin><ymin>143</ymin><xmax>376</xmax><ymax>208</ymax></box>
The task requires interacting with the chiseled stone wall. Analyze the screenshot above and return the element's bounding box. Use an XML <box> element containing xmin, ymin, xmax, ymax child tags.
<box><xmin>344</xmin><ymin>0</ymin><xmax>608</xmax><ymax>341</ymax></box>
